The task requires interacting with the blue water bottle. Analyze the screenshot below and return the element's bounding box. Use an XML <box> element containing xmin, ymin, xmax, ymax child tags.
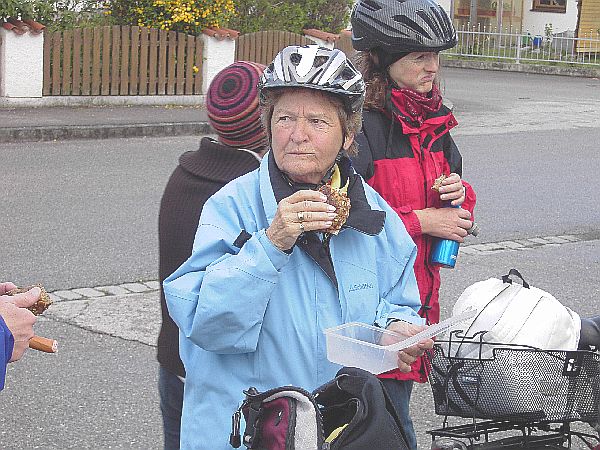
<box><xmin>430</xmin><ymin>204</ymin><xmax>460</xmax><ymax>269</ymax></box>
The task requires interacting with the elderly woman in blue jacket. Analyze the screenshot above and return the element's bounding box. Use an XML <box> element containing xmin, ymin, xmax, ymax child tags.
<box><xmin>164</xmin><ymin>45</ymin><xmax>433</xmax><ymax>450</ymax></box>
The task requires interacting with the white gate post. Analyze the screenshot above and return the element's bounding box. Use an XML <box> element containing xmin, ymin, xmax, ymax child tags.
<box><xmin>0</xmin><ymin>19</ymin><xmax>45</xmax><ymax>98</ymax></box>
<box><xmin>201</xmin><ymin>27</ymin><xmax>238</xmax><ymax>95</ymax></box>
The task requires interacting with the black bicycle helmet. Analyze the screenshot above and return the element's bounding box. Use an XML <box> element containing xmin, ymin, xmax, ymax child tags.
<box><xmin>259</xmin><ymin>45</ymin><xmax>365</xmax><ymax>113</ymax></box>
<box><xmin>351</xmin><ymin>0</ymin><xmax>457</xmax><ymax>53</ymax></box>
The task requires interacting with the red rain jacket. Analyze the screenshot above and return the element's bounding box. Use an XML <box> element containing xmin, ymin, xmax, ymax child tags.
<box><xmin>353</xmin><ymin>105</ymin><xmax>477</xmax><ymax>382</ymax></box>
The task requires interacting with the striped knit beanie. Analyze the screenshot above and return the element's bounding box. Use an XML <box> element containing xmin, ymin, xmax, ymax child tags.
<box><xmin>206</xmin><ymin>61</ymin><xmax>267</xmax><ymax>152</ymax></box>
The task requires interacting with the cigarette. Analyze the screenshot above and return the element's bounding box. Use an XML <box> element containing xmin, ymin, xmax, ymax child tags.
<box><xmin>29</xmin><ymin>335</ymin><xmax>58</xmax><ymax>353</ymax></box>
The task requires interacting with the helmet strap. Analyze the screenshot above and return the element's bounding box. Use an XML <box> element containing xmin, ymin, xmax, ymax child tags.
<box><xmin>385</xmin><ymin>72</ymin><xmax>401</xmax><ymax>90</ymax></box>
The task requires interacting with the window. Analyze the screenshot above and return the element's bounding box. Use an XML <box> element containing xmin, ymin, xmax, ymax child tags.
<box><xmin>532</xmin><ymin>0</ymin><xmax>566</xmax><ymax>13</ymax></box>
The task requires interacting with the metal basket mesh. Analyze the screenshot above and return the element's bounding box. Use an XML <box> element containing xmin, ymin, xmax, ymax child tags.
<box><xmin>427</xmin><ymin>339</ymin><xmax>600</xmax><ymax>423</ymax></box>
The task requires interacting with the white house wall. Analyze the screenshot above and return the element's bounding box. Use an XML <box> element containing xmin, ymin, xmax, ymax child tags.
<box><xmin>521</xmin><ymin>0</ymin><xmax>578</xmax><ymax>35</ymax></box>
<box><xmin>0</xmin><ymin>28</ymin><xmax>44</xmax><ymax>98</ymax></box>
<box><xmin>433</xmin><ymin>0</ymin><xmax>577</xmax><ymax>37</ymax></box>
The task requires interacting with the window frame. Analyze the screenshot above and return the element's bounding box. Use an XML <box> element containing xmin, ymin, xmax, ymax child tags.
<box><xmin>531</xmin><ymin>0</ymin><xmax>566</xmax><ymax>13</ymax></box>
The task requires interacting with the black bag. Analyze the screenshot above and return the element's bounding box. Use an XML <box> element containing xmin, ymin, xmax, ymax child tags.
<box><xmin>230</xmin><ymin>367</ymin><xmax>410</xmax><ymax>450</ymax></box>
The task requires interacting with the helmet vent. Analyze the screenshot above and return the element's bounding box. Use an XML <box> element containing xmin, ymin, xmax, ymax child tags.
<box><xmin>429</xmin><ymin>6</ymin><xmax>451</xmax><ymax>37</ymax></box>
<box><xmin>417</xmin><ymin>8</ymin><xmax>443</xmax><ymax>37</ymax></box>
<box><xmin>362</xmin><ymin>0</ymin><xmax>382</xmax><ymax>11</ymax></box>
<box><xmin>341</xmin><ymin>67</ymin><xmax>356</xmax><ymax>80</ymax></box>
<box><xmin>392</xmin><ymin>14</ymin><xmax>432</xmax><ymax>40</ymax></box>
<box><xmin>290</xmin><ymin>52</ymin><xmax>302</xmax><ymax>65</ymax></box>
<box><xmin>314</xmin><ymin>55</ymin><xmax>329</xmax><ymax>67</ymax></box>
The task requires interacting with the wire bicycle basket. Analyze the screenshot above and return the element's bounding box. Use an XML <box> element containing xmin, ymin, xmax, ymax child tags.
<box><xmin>425</xmin><ymin>331</ymin><xmax>600</xmax><ymax>449</ymax></box>
<box><xmin>428</xmin><ymin>330</ymin><xmax>600</xmax><ymax>423</ymax></box>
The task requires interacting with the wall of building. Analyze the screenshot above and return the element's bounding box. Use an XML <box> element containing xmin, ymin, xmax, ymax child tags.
<box><xmin>0</xmin><ymin>29</ymin><xmax>44</xmax><ymax>98</ymax></box>
<box><xmin>0</xmin><ymin>33</ymin><xmax>4</xmax><ymax>97</ymax></box>
<box><xmin>578</xmin><ymin>0</ymin><xmax>600</xmax><ymax>38</ymax></box>
<box><xmin>521</xmin><ymin>0</ymin><xmax>579</xmax><ymax>35</ymax></box>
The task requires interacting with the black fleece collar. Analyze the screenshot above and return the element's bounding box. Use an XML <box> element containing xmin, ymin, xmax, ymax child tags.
<box><xmin>268</xmin><ymin>151</ymin><xmax>385</xmax><ymax>235</ymax></box>
<box><xmin>268</xmin><ymin>151</ymin><xmax>386</xmax><ymax>286</ymax></box>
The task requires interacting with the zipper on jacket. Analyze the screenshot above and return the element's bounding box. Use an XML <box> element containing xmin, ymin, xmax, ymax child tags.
<box><xmin>419</xmin><ymin>134</ymin><xmax>436</xmax><ymax>326</ymax></box>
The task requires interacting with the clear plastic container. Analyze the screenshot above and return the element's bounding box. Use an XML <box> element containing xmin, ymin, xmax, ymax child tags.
<box><xmin>324</xmin><ymin>322</ymin><xmax>406</xmax><ymax>374</ymax></box>
<box><xmin>325</xmin><ymin>311</ymin><xmax>478</xmax><ymax>374</ymax></box>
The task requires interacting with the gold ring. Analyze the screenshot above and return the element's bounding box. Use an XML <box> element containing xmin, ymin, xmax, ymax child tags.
<box><xmin>297</xmin><ymin>211</ymin><xmax>305</xmax><ymax>222</ymax></box>
<box><xmin>299</xmin><ymin>222</ymin><xmax>305</xmax><ymax>233</ymax></box>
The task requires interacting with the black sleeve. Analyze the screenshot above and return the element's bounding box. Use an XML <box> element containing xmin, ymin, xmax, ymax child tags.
<box><xmin>443</xmin><ymin>133</ymin><xmax>463</xmax><ymax>177</ymax></box>
<box><xmin>351</xmin><ymin>123</ymin><xmax>375</xmax><ymax>180</ymax></box>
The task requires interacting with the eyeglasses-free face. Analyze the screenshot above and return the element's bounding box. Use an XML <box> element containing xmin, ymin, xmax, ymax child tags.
<box><xmin>271</xmin><ymin>89</ymin><xmax>354</xmax><ymax>185</ymax></box>
<box><xmin>387</xmin><ymin>52</ymin><xmax>440</xmax><ymax>94</ymax></box>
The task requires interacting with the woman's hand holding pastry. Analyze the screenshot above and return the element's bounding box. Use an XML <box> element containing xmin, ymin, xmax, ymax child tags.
<box><xmin>436</xmin><ymin>173</ymin><xmax>465</xmax><ymax>205</ymax></box>
<box><xmin>266</xmin><ymin>190</ymin><xmax>337</xmax><ymax>251</ymax></box>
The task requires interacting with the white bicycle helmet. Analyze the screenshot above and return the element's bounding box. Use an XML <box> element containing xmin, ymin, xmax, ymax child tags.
<box><xmin>351</xmin><ymin>0</ymin><xmax>457</xmax><ymax>53</ymax></box>
<box><xmin>259</xmin><ymin>45</ymin><xmax>365</xmax><ymax>113</ymax></box>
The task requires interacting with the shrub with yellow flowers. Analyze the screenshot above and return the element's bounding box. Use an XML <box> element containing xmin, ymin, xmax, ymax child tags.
<box><xmin>109</xmin><ymin>0</ymin><xmax>235</xmax><ymax>35</ymax></box>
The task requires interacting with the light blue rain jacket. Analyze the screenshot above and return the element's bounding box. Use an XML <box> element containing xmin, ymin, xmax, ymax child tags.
<box><xmin>164</xmin><ymin>153</ymin><xmax>423</xmax><ymax>450</ymax></box>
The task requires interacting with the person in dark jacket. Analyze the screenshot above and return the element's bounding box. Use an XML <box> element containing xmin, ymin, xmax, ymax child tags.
<box><xmin>350</xmin><ymin>1</ymin><xmax>477</xmax><ymax>447</ymax></box>
<box><xmin>157</xmin><ymin>60</ymin><xmax>267</xmax><ymax>450</ymax></box>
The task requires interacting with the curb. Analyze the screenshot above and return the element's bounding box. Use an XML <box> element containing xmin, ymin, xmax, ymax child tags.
<box><xmin>459</xmin><ymin>233</ymin><xmax>582</xmax><ymax>257</ymax></box>
<box><xmin>0</xmin><ymin>94</ymin><xmax>207</xmax><ymax>108</ymax></box>
<box><xmin>48</xmin><ymin>280</ymin><xmax>160</xmax><ymax>303</ymax></box>
<box><xmin>442</xmin><ymin>58</ymin><xmax>600</xmax><ymax>79</ymax></box>
<box><xmin>46</xmin><ymin>232</ymin><xmax>599</xmax><ymax>302</ymax></box>
<box><xmin>0</xmin><ymin>121</ymin><xmax>213</xmax><ymax>143</ymax></box>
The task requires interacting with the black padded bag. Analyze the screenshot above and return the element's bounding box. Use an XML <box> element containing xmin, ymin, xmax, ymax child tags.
<box><xmin>316</xmin><ymin>367</ymin><xmax>410</xmax><ymax>449</ymax></box>
<box><xmin>231</xmin><ymin>366</ymin><xmax>410</xmax><ymax>449</ymax></box>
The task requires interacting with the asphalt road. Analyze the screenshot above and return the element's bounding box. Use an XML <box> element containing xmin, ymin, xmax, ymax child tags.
<box><xmin>2</xmin><ymin>135</ymin><xmax>201</xmax><ymax>290</ymax></box>
<box><xmin>3</xmin><ymin>68</ymin><xmax>599</xmax><ymax>289</ymax></box>
<box><xmin>2</xmin><ymin>318</ymin><xmax>160</xmax><ymax>448</ymax></box>
<box><xmin>1</xmin><ymin>67</ymin><xmax>600</xmax><ymax>449</ymax></box>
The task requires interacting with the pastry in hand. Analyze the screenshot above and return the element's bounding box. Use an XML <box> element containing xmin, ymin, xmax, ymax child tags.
<box><xmin>7</xmin><ymin>284</ymin><xmax>52</xmax><ymax>316</ymax></box>
<box><xmin>5</xmin><ymin>285</ymin><xmax>58</xmax><ymax>354</ymax></box>
<box><xmin>319</xmin><ymin>184</ymin><xmax>351</xmax><ymax>235</ymax></box>
<box><xmin>431</xmin><ymin>174</ymin><xmax>447</xmax><ymax>192</ymax></box>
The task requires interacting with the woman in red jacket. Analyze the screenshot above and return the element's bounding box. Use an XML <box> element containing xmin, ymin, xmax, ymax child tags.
<box><xmin>350</xmin><ymin>0</ymin><xmax>477</xmax><ymax>447</ymax></box>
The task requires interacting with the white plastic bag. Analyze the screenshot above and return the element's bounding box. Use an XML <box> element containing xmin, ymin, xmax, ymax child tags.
<box><xmin>449</xmin><ymin>269</ymin><xmax>581</xmax><ymax>359</ymax></box>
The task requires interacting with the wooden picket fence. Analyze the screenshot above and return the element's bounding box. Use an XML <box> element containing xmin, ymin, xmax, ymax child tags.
<box><xmin>235</xmin><ymin>30</ymin><xmax>310</xmax><ymax>66</ymax></box>
<box><xmin>43</xmin><ymin>26</ymin><xmax>203</xmax><ymax>96</ymax></box>
<box><xmin>236</xmin><ymin>30</ymin><xmax>356</xmax><ymax>66</ymax></box>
